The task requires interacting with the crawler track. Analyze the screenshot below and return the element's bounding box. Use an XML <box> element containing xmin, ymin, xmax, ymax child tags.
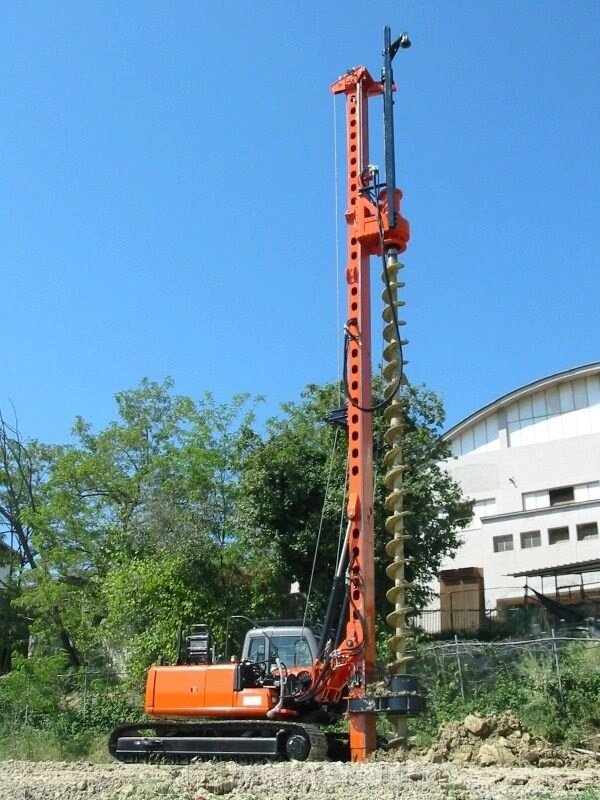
<box><xmin>109</xmin><ymin>720</ymin><xmax>330</xmax><ymax>763</ymax></box>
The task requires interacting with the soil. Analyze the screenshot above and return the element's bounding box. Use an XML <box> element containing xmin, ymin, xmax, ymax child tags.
<box><xmin>0</xmin><ymin>714</ymin><xmax>598</xmax><ymax>800</ymax></box>
<box><xmin>1</xmin><ymin>758</ymin><xmax>599</xmax><ymax>800</ymax></box>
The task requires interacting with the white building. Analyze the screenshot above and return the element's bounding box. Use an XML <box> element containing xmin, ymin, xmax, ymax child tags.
<box><xmin>0</xmin><ymin>540</ymin><xmax>11</xmax><ymax>589</ymax></box>
<box><xmin>0</xmin><ymin>540</ymin><xmax>15</xmax><ymax>671</ymax></box>
<box><xmin>437</xmin><ymin>362</ymin><xmax>600</xmax><ymax>613</ymax></box>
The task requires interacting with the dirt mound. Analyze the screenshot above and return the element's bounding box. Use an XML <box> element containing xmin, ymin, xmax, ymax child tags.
<box><xmin>419</xmin><ymin>711</ymin><xmax>599</xmax><ymax>768</ymax></box>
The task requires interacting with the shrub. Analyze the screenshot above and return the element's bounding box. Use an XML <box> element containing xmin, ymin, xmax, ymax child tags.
<box><xmin>407</xmin><ymin>639</ymin><xmax>600</xmax><ymax>747</ymax></box>
<box><xmin>0</xmin><ymin>656</ymin><xmax>142</xmax><ymax>761</ymax></box>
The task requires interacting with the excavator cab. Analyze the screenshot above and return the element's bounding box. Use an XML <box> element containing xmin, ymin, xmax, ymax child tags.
<box><xmin>242</xmin><ymin>624</ymin><xmax>318</xmax><ymax>672</ymax></box>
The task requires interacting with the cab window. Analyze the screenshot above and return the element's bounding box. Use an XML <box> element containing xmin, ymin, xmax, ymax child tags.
<box><xmin>269</xmin><ymin>636</ymin><xmax>313</xmax><ymax>667</ymax></box>
<box><xmin>247</xmin><ymin>636</ymin><xmax>266</xmax><ymax>663</ymax></box>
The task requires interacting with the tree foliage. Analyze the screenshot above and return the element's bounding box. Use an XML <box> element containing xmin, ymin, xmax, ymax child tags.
<box><xmin>4</xmin><ymin>379</ymin><xmax>264</xmax><ymax>674</ymax></box>
<box><xmin>0</xmin><ymin>377</ymin><xmax>470</xmax><ymax>682</ymax></box>
<box><xmin>240</xmin><ymin>381</ymin><xmax>472</xmax><ymax>623</ymax></box>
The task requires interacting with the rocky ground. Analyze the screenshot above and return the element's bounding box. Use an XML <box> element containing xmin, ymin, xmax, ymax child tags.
<box><xmin>0</xmin><ymin>714</ymin><xmax>597</xmax><ymax>800</ymax></box>
<box><xmin>1</xmin><ymin>758</ymin><xmax>599</xmax><ymax>800</ymax></box>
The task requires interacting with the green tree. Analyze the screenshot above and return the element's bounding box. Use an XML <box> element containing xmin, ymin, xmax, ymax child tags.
<box><xmin>239</xmin><ymin>382</ymin><xmax>472</xmax><ymax>624</ymax></box>
<box><xmin>0</xmin><ymin>412</ymin><xmax>61</xmax><ymax>668</ymax></box>
<box><xmin>19</xmin><ymin>379</ymin><xmax>263</xmax><ymax>674</ymax></box>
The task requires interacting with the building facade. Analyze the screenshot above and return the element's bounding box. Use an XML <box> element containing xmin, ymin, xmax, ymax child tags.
<box><xmin>0</xmin><ymin>540</ymin><xmax>11</xmax><ymax>589</ymax></box>
<box><xmin>436</xmin><ymin>363</ymin><xmax>600</xmax><ymax>612</ymax></box>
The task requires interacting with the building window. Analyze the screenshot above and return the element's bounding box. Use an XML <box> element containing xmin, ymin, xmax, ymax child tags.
<box><xmin>523</xmin><ymin>490</ymin><xmax>548</xmax><ymax>511</ymax></box>
<box><xmin>575</xmin><ymin>481</ymin><xmax>600</xmax><ymax>502</ymax></box>
<box><xmin>548</xmin><ymin>526</ymin><xmax>570</xmax><ymax>545</ymax></box>
<box><xmin>577</xmin><ymin>522</ymin><xmax>598</xmax><ymax>542</ymax></box>
<box><xmin>549</xmin><ymin>486</ymin><xmax>575</xmax><ymax>506</ymax></box>
<box><xmin>524</xmin><ymin>481</ymin><xmax>599</xmax><ymax>511</ymax></box>
<box><xmin>520</xmin><ymin>530</ymin><xmax>542</xmax><ymax>549</ymax></box>
<box><xmin>493</xmin><ymin>535</ymin><xmax>514</xmax><ymax>553</ymax></box>
<box><xmin>472</xmin><ymin>497</ymin><xmax>497</xmax><ymax>525</ymax></box>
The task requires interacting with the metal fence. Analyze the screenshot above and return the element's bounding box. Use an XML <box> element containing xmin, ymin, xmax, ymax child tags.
<box><xmin>414</xmin><ymin>634</ymin><xmax>600</xmax><ymax>704</ymax></box>
<box><xmin>411</xmin><ymin>585</ymin><xmax>600</xmax><ymax>638</ymax></box>
<box><xmin>413</xmin><ymin>607</ymin><xmax>499</xmax><ymax>636</ymax></box>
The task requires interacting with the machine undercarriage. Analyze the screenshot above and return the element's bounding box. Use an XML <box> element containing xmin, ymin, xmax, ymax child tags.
<box><xmin>109</xmin><ymin>720</ymin><xmax>332</xmax><ymax>763</ymax></box>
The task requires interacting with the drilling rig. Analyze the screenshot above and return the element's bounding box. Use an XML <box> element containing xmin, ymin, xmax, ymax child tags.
<box><xmin>109</xmin><ymin>26</ymin><xmax>424</xmax><ymax>765</ymax></box>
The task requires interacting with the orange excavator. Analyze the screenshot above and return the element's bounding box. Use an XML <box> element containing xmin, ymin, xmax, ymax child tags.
<box><xmin>109</xmin><ymin>26</ymin><xmax>423</xmax><ymax>765</ymax></box>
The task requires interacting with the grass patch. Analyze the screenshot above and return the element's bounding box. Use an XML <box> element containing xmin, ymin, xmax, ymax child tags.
<box><xmin>0</xmin><ymin>728</ymin><xmax>112</xmax><ymax>762</ymax></box>
<box><xmin>537</xmin><ymin>792</ymin><xmax>600</xmax><ymax>800</ymax></box>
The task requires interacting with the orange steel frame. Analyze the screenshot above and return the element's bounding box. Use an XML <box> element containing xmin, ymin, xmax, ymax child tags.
<box><xmin>331</xmin><ymin>67</ymin><xmax>409</xmax><ymax>762</ymax></box>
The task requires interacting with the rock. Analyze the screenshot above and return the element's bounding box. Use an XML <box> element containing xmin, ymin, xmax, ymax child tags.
<box><xmin>523</xmin><ymin>749</ymin><xmax>540</xmax><ymax>764</ymax></box>
<box><xmin>495</xmin><ymin>712</ymin><xmax>522</xmax><ymax>737</ymax></box>
<box><xmin>538</xmin><ymin>757</ymin><xmax>564</xmax><ymax>767</ymax></box>
<box><xmin>463</xmin><ymin>714</ymin><xmax>490</xmax><ymax>738</ymax></box>
<box><xmin>451</xmin><ymin>747</ymin><xmax>473</xmax><ymax>764</ymax></box>
<box><xmin>508</xmin><ymin>776</ymin><xmax>529</xmax><ymax>785</ymax></box>
<box><xmin>424</xmin><ymin>748</ymin><xmax>444</xmax><ymax>764</ymax></box>
<box><xmin>477</xmin><ymin>743</ymin><xmax>517</xmax><ymax>767</ymax></box>
<box><xmin>119</xmin><ymin>785</ymin><xmax>135</xmax><ymax>797</ymax></box>
<box><xmin>205</xmin><ymin>779</ymin><xmax>236</xmax><ymax>795</ymax></box>
<box><xmin>407</xmin><ymin>771</ymin><xmax>423</xmax><ymax>780</ymax></box>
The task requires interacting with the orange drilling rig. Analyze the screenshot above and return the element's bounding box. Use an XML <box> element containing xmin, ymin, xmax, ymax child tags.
<box><xmin>109</xmin><ymin>26</ymin><xmax>423</xmax><ymax>764</ymax></box>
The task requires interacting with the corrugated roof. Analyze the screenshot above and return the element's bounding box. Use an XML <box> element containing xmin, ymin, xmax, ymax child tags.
<box><xmin>509</xmin><ymin>557</ymin><xmax>600</xmax><ymax>578</ymax></box>
<box><xmin>444</xmin><ymin>361</ymin><xmax>600</xmax><ymax>441</ymax></box>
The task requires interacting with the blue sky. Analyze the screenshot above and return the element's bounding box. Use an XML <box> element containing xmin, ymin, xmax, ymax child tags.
<box><xmin>2</xmin><ymin>1</ymin><xmax>598</xmax><ymax>443</ymax></box>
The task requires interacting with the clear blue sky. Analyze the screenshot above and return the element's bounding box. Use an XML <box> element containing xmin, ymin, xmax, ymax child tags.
<box><xmin>2</xmin><ymin>1</ymin><xmax>598</xmax><ymax>443</ymax></box>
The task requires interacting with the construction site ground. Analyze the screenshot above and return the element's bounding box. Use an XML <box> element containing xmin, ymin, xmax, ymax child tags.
<box><xmin>1</xmin><ymin>714</ymin><xmax>598</xmax><ymax>800</ymax></box>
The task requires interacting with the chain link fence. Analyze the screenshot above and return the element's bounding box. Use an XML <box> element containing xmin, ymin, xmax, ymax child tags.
<box><xmin>416</xmin><ymin>634</ymin><xmax>598</xmax><ymax>699</ymax></box>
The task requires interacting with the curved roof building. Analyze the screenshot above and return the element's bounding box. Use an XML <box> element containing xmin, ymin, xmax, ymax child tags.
<box><xmin>438</xmin><ymin>362</ymin><xmax>600</xmax><ymax>612</ymax></box>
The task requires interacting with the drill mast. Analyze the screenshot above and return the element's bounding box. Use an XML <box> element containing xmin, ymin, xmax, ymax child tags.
<box><xmin>331</xmin><ymin>27</ymin><xmax>413</xmax><ymax>761</ymax></box>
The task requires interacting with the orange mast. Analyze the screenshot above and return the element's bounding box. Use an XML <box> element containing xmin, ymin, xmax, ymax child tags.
<box><xmin>331</xmin><ymin>36</ymin><xmax>410</xmax><ymax>762</ymax></box>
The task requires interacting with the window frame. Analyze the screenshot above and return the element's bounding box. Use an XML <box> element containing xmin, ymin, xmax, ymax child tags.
<box><xmin>520</xmin><ymin>530</ymin><xmax>542</xmax><ymax>549</ymax></box>
<box><xmin>576</xmin><ymin>522</ymin><xmax>599</xmax><ymax>542</ymax></box>
<box><xmin>493</xmin><ymin>534</ymin><xmax>514</xmax><ymax>553</ymax></box>
<box><xmin>548</xmin><ymin>526</ymin><xmax>570</xmax><ymax>545</ymax></box>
